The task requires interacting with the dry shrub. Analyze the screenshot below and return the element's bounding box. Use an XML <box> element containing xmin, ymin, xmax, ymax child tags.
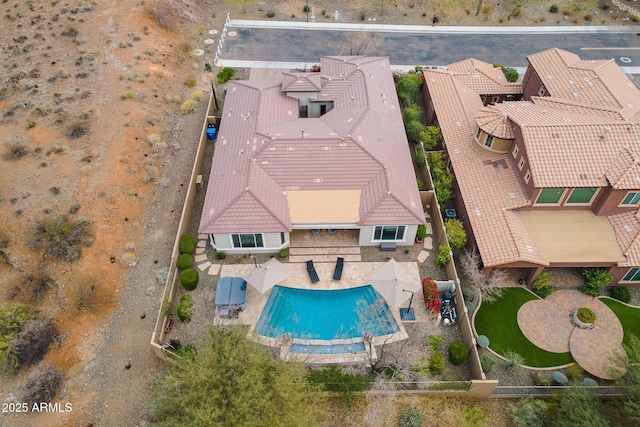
<box><xmin>29</xmin><ymin>215</ymin><xmax>95</xmax><ymax>262</ymax></box>
<box><xmin>147</xmin><ymin>133</ymin><xmax>167</xmax><ymax>154</ymax></box>
<box><xmin>22</xmin><ymin>364</ymin><xmax>64</xmax><ymax>403</ymax></box>
<box><xmin>0</xmin><ymin>233</ymin><xmax>10</xmax><ymax>266</ymax></box>
<box><xmin>180</xmin><ymin>99</ymin><xmax>198</xmax><ymax>114</ymax></box>
<box><xmin>185</xmin><ymin>75</ymin><xmax>197</xmax><ymax>87</ymax></box>
<box><xmin>12</xmin><ymin>317</ymin><xmax>58</xmax><ymax>366</ymax></box>
<box><xmin>74</xmin><ymin>282</ymin><xmax>98</xmax><ymax>310</ymax></box>
<box><xmin>23</xmin><ymin>272</ymin><xmax>56</xmax><ymax>302</ymax></box>
<box><xmin>143</xmin><ymin>165</ymin><xmax>160</xmax><ymax>183</ymax></box>
<box><xmin>145</xmin><ymin>0</ymin><xmax>178</xmax><ymax>30</ymax></box>
<box><xmin>190</xmin><ymin>90</ymin><xmax>204</xmax><ymax>101</ymax></box>
<box><xmin>3</xmin><ymin>141</ymin><xmax>29</xmax><ymax>160</ymax></box>
<box><xmin>66</xmin><ymin>121</ymin><xmax>89</xmax><ymax>139</ymax></box>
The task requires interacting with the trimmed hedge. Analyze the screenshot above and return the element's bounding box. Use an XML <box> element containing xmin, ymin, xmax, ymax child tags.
<box><xmin>177</xmin><ymin>294</ymin><xmax>193</xmax><ymax>322</ymax></box>
<box><xmin>176</xmin><ymin>253</ymin><xmax>194</xmax><ymax>270</ymax></box>
<box><xmin>448</xmin><ymin>341</ymin><xmax>469</xmax><ymax>366</ymax></box>
<box><xmin>179</xmin><ymin>234</ymin><xmax>196</xmax><ymax>255</ymax></box>
<box><xmin>611</xmin><ymin>286</ymin><xmax>631</xmax><ymax>303</ymax></box>
<box><xmin>179</xmin><ymin>269</ymin><xmax>199</xmax><ymax>291</ymax></box>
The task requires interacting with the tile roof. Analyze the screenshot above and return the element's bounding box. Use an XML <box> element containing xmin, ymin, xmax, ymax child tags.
<box><xmin>605</xmin><ymin>146</ymin><xmax>640</xmax><ymax>190</ymax></box>
<box><xmin>446</xmin><ymin>58</ymin><xmax>523</xmax><ymax>95</ymax></box>
<box><xmin>423</xmin><ymin>68</ymin><xmax>547</xmax><ymax>268</ymax></box>
<box><xmin>608</xmin><ymin>210</ymin><xmax>640</xmax><ymax>267</ymax></box>
<box><xmin>527</xmin><ymin>48</ymin><xmax>640</xmax><ymax>121</ymax></box>
<box><xmin>476</xmin><ymin>105</ymin><xmax>514</xmax><ymax>139</ymax></box>
<box><xmin>199</xmin><ymin>56</ymin><xmax>424</xmax><ymax>234</ymax></box>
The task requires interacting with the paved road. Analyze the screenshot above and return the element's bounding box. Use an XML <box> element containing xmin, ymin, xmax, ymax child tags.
<box><xmin>220</xmin><ymin>21</ymin><xmax>640</xmax><ymax>70</ymax></box>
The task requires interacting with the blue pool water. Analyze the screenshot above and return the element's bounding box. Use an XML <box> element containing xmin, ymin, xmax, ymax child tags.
<box><xmin>255</xmin><ymin>285</ymin><xmax>400</xmax><ymax>340</ymax></box>
<box><xmin>290</xmin><ymin>342</ymin><xmax>366</xmax><ymax>354</ymax></box>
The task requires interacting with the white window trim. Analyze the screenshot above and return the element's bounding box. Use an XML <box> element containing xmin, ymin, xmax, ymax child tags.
<box><xmin>230</xmin><ymin>233</ymin><xmax>266</xmax><ymax>249</ymax></box>
<box><xmin>534</xmin><ymin>188</ymin><xmax>567</xmax><ymax>206</ymax></box>
<box><xmin>565</xmin><ymin>188</ymin><xmax>600</xmax><ymax>206</ymax></box>
<box><xmin>371</xmin><ymin>225</ymin><xmax>407</xmax><ymax>242</ymax></box>
<box><xmin>620</xmin><ymin>191</ymin><xmax>640</xmax><ymax>207</ymax></box>
<box><xmin>518</xmin><ymin>157</ymin><xmax>525</xmax><ymax>170</ymax></box>
<box><xmin>475</xmin><ymin>127</ymin><xmax>482</xmax><ymax>141</ymax></box>
<box><xmin>512</xmin><ymin>145</ymin><xmax>519</xmax><ymax>158</ymax></box>
<box><xmin>524</xmin><ymin>170</ymin><xmax>531</xmax><ymax>183</ymax></box>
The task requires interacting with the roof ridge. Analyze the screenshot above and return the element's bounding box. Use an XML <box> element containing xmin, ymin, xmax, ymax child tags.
<box><xmin>358</xmin><ymin>170</ymin><xmax>389</xmax><ymax>224</ymax></box>
<box><xmin>532</xmin><ymin>96</ymin><xmax>620</xmax><ymax>114</ymax></box>
<box><xmin>389</xmin><ymin>192</ymin><xmax>427</xmax><ymax>223</ymax></box>
<box><xmin>200</xmin><ymin>187</ymin><xmax>249</xmax><ymax>231</ymax></box>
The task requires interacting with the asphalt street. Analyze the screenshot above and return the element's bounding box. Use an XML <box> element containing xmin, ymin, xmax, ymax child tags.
<box><xmin>220</xmin><ymin>22</ymin><xmax>640</xmax><ymax>69</ymax></box>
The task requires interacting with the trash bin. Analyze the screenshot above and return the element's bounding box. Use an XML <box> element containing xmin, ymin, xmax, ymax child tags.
<box><xmin>206</xmin><ymin>124</ymin><xmax>217</xmax><ymax>141</ymax></box>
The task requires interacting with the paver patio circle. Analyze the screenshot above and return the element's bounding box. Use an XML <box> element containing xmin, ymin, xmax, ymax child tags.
<box><xmin>517</xmin><ymin>290</ymin><xmax>626</xmax><ymax>379</ymax></box>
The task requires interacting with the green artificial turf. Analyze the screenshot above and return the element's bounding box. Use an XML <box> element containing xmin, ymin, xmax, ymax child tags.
<box><xmin>474</xmin><ymin>287</ymin><xmax>573</xmax><ymax>367</ymax></box>
<box><xmin>601</xmin><ymin>298</ymin><xmax>640</xmax><ymax>346</ymax></box>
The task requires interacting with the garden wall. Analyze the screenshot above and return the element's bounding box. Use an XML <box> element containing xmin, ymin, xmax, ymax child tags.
<box><xmin>150</xmin><ymin>93</ymin><xmax>215</xmax><ymax>362</ymax></box>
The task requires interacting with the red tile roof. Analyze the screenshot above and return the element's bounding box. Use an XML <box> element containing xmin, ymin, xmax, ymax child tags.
<box><xmin>447</xmin><ymin>58</ymin><xmax>523</xmax><ymax>95</ymax></box>
<box><xmin>199</xmin><ymin>56</ymin><xmax>425</xmax><ymax>234</ymax></box>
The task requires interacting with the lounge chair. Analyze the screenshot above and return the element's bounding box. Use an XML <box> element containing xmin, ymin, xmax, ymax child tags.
<box><xmin>333</xmin><ymin>257</ymin><xmax>344</xmax><ymax>280</ymax></box>
<box><xmin>312</xmin><ymin>229</ymin><xmax>320</xmax><ymax>235</ymax></box>
<box><xmin>305</xmin><ymin>260</ymin><xmax>320</xmax><ymax>283</ymax></box>
<box><xmin>328</xmin><ymin>229</ymin><xmax>335</xmax><ymax>234</ymax></box>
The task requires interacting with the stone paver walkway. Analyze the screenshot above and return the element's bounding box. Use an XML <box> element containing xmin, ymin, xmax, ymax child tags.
<box><xmin>517</xmin><ymin>290</ymin><xmax>626</xmax><ymax>379</ymax></box>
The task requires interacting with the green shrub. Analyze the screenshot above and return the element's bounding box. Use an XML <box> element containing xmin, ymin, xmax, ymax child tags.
<box><xmin>580</xmin><ymin>268</ymin><xmax>612</xmax><ymax>296</ymax></box>
<box><xmin>180</xmin><ymin>99</ymin><xmax>198</xmax><ymax>114</ymax></box>
<box><xmin>435</xmin><ymin>245</ymin><xmax>451</xmax><ymax>267</ymax></box>
<box><xmin>457</xmin><ymin>406</ymin><xmax>489</xmax><ymax>427</ymax></box>
<box><xmin>550</xmin><ymin>4</ymin><xmax>558</xmax><ymax>13</ymax></box>
<box><xmin>176</xmin><ymin>343</ymin><xmax>197</xmax><ymax>361</ymax></box>
<box><xmin>483</xmin><ymin>5</ymin><xmax>492</xmax><ymax>13</ymax></box>
<box><xmin>399</xmin><ymin>408</ymin><xmax>423</xmax><ymax>427</ymax></box>
<box><xmin>415</xmin><ymin>144</ymin><xmax>426</xmax><ymax>166</ymax></box>
<box><xmin>308</xmin><ymin>365</ymin><xmax>371</xmax><ymax>405</ymax></box>
<box><xmin>215</xmin><ymin>251</ymin><xmax>227</xmax><ymax>260</ymax></box>
<box><xmin>611</xmin><ymin>286</ymin><xmax>631</xmax><ymax>303</ymax></box>
<box><xmin>403</xmin><ymin>104</ymin><xmax>423</xmax><ymax>123</ymax></box>
<box><xmin>176</xmin><ymin>294</ymin><xmax>193</xmax><ymax>322</ymax></box>
<box><xmin>179</xmin><ymin>234</ymin><xmax>196</xmax><ymax>254</ymax></box>
<box><xmin>480</xmin><ymin>353</ymin><xmax>496</xmax><ymax>373</ymax></box>
<box><xmin>602</xmin><ymin>2</ymin><xmax>610</xmax><ymax>9</ymax></box>
<box><xmin>445</xmin><ymin>219</ymin><xmax>467</xmax><ymax>249</ymax></box>
<box><xmin>428</xmin><ymin>334</ymin><xmax>443</xmax><ymax>352</ymax></box>
<box><xmin>416</xmin><ymin>178</ymin><xmax>424</xmax><ymax>191</ymax></box>
<box><xmin>566</xmin><ymin>363</ymin><xmax>584</xmax><ymax>380</ymax></box>
<box><xmin>303</xmin><ymin>5</ymin><xmax>310</xmax><ymax>12</ymax></box>
<box><xmin>465</xmin><ymin>300</ymin><xmax>476</xmax><ymax>313</ymax></box>
<box><xmin>428</xmin><ymin>152</ymin><xmax>453</xmax><ymax>205</ymax></box>
<box><xmin>216</xmin><ymin>68</ymin><xmax>236</xmax><ymax>84</ymax></box>
<box><xmin>179</xmin><ymin>269</ymin><xmax>199</xmax><ymax>291</ymax></box>
<box><xmin>0</xmin><ymin>305</ymin><xmax>37</xmax><ymax>374</ymax></box>
<box><xmin>416</xmin><ymin>224</ymin><xmax>427</xmax><ymax>240</ymax></box>
<box><xmin>279</xmin><ymin>248</ymin><xmax>289</xmax><ymax>258</ymax></box>
<box><xmin>122</xmin><ymin>91</ymin><xmax>135</xmax><ymax>99</ymax></box>
<box><xmin>420</xmin><ymin>126</ymin><xmax>441</xmax><ymax>150</ymax></box>
<box><xmin>428</xmin><ymin>350</ymin><xmax>445</xmax><ymax>376</ymax></box>
<box><xmin>505</xmin><ymin>350</ymin><xmax>525</xmax><ymax>372</ymax></box>
<box><xmin>532</xmin><ymin>269</ymin><xmax>553</xmax><ymax>298</ymax></box>
<box><xmin>204</xmin><ymin>63</ymin><xmax>212</xmax><ymax>72</ymax></box>
<box><xmin>176</xmin><ymin>253</ymin><xmax>194</xmax><ymax>270</ymax></box>
<box><xmin>553</xmin><ymin>371</ymin><xmax>568</xmax><ymax>385</ymax></box>
<box><xmin>576</xmin><ymin>307</ymin><xmax>596</xmax><ymax>323</ymax></box>
<box><xmin>448</xmin><ymin>341</ymin><xmax>469</xmax><ymax>365</ymax></box>
<box><xmin>501</xmin><ymin>67</ymin><xmax>519</xmax><ymax>83</ymax></box>
<box><xmin>405</xmin><ymin>120</ymin><xmax>426</xmax><ymax>143</ymax></box>
<box><xmin>396</xmin><ymin>75</ymin><xmax>423</xmax><ymax>106</ymax></box>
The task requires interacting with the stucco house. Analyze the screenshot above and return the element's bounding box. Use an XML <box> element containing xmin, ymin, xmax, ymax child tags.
<box><xmin>423</xmin><ymin>48</ymin><xmax>640</xmax><ymax>285</ymax></box>
<box><xmin>199</xmin><ymin>56</ymin><xmax>425</xmax><ymax>254</ymax></box>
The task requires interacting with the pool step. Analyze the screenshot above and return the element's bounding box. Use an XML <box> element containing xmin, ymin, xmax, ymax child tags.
<box><xmin>288</xmin><ymin>254</ymin><xmax>361</xmax><ymax>263</ymax></box>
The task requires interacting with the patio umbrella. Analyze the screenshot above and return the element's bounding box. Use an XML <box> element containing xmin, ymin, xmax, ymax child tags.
<box><xmin>368</xmin><ymin>259</ymin><xmax>420</xmax><ymax>309</ymax></box>
<box><xmin>242</xmin><ymin>258</ymin><xmax>293</xmax><ymax>294</ymax></box>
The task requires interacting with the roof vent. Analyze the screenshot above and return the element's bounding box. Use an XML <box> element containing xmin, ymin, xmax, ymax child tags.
<box><xmin>475</xmin><ymin>209</ymin><xmax>481</xmax><ymax>216</ymax></box>
<box><xmin>624</xmin><ymin>224</ymin><xmax>633</xmax><ymax>232</ymax></box>
<box><xmin>526</xmin><ymin>245</ymin><xmax>533</xmax><ymax>252</ymax></box>
<box><xmin>509</xmin><ymin>192</ymin><xmax>516</xmax><ymax>199</ymax></box>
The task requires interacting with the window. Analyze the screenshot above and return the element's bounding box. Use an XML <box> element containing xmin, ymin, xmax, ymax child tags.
<box><xmin>518</xmin><ymin>158</ymin><xmax>525</xmax><ymax>170</ymax></box>
<box><xmin>281</xmin><ymin>232</ymin><xmax>286</xmax><ymax>244</ymax></box>
<box><xmin>484</xmin><ymin>135</ymin><xmax>494</xmax><ymax>148</ymax></box>
<box><xmin>535</xmin><ymin>188</ymin><xmax>566</xmax><ymax>205</ymax></box>
<box><xmin>299</xmin><ymin>105</ymin><xmax>308</xmax><ymax>118</ymax></box>
<box><xmin>231</xmin><ymin>233</ymin><xmax>264</xmax><ymax>248</ymax></box>
<box><xmin>475</xmin><ymin>127</ymin><xmax>482</xmax><ymax>140</ymax></box>
<box><xmin>373</xmin><ymin>226</ymin><xmax>406</xmax><ymax>241</ymax></box>
<box><xmin>524</xmin><ymin>170</ymin><xmax>531</xmax><ymax>183</ymax></box>
<box><xmin>320</xmin><ymin>104</ymin><xmax>327</xmax><ymax>115</ymax></box>
<box><xmin>622</xmin><ymin>268</ymin><xmax>640</xmax><ymax>282</ymax></box>
<box><xmin>491</xmin><ymin>96</ymin><xmax>500</xmax><ymax>104</ymax></box>
<box><xmin>622</xmin><ymin>192</ymin><xmax>640</xmax><ymax>206</ymax></box>
<box><xmin>566</xmin><ymin>188</ymin><xmax>598</xmax><ymax>205</ymax></box>
<box><xmin>512</xmin><ymin>145</ymin><xmax>519</xmax><ymax>158</ymax></box>
<box><xmin>538</xmin><ymin>86</ymin><xmax>547</xmax><ymax>96</ymax></box>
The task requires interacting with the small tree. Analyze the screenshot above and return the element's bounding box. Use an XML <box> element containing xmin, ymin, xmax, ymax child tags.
<box><xmin>396</xmin><ymin>75</ymin><xmax>423</xmax><ymax>106</ymax></box>
<box><xmin>403</xmin><ymin>104</ymin><xmax>423</xmax><ymax>123</ymax></box>
<box><xmin>459</xmin><ymin>248</ymin><xmax>506</xmax><ymax>303</ymax></box>
<box><xmin>445</xmin><ymin>218</ymin><xmax>467</xmax><ymax>249</ymax></box>
<box><xmin>501</xmin><ymin>66</ymin><xmax>519</xmax><ymax>83</ymax></box>
<box><xmin>405</xmin><ymin>120</ymin><xmax>426</xmax><ymax>143</ymax></box>
<box><xmin>580</xmin><ymin>267</ymin><xmax>612</xmax><ymax>296</ymax></box>
<box><xmin>428</xmin><ymin>152</ymin><xmax>453</xmax><ymax>205</ymax></box>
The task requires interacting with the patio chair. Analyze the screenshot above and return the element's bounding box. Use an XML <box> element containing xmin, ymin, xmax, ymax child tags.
<box><xmin>333</xmin><ymin>257</ymin><xmax>344</xmax><ymax>280</ymax></box>
<box><xmin>328</xmin><ymin>229</ymin><xmax>335</xmax><ymax>234</ymax></box>
<box><xmin>312</xmin><ymin>229</ymin><xmax>320</xmax><ymax>235</ymax></box>
<box><xmin>305</xmin><ymin>260</ymin><xmax>320</xmax><ymax>283</ymax></box>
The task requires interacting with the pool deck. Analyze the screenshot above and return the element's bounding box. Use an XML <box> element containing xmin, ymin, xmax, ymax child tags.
<box><xmin>218</xmin><ymin>261</ymin><xmax>426</xmax><ymax>363</ymax></box>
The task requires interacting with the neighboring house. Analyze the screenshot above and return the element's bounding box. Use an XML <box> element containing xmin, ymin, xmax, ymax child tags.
<box><xmin>423</xmin><ymin>48</ymin><xmax>640</xmax><ymax>285</ymax></box>
<box><xmin>199</xmin><ymin>56</ymin><xmax>425</xmax><ymax>254</ymax></box>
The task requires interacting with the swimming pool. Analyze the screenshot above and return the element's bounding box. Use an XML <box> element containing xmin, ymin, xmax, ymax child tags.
<box><xmin>255</xmin><ymin>285</ymin><xmax>400</xmax><ymax>341</ymax></box>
